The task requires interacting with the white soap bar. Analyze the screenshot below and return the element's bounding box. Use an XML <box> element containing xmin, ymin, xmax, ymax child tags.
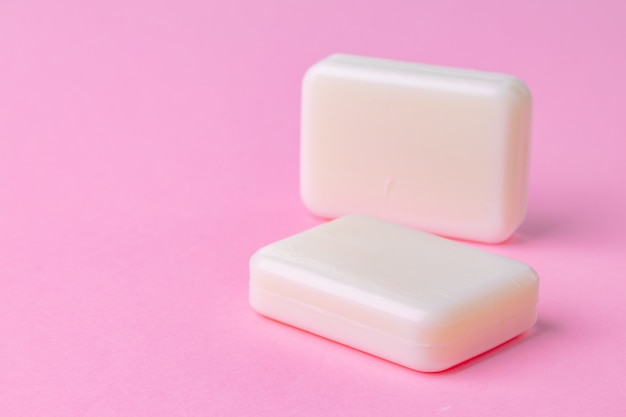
<box><xmin>300</xmin><ymin>54</ymin><xmax>532</xmax><ymax>243</ymax></box>
<box><xmin>249</xmin><ymin>215</ymin><xmax>539</xmax><ymax>372</ymax></box>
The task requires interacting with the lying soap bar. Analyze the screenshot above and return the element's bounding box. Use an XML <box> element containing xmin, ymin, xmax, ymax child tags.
<box><xmin>300</xmin><ymin>54</ymin><xmax>532</xmax><ymax>243</ymax></box>
<box><xmin>249</xmin><ymin>215</ymin><xmax>539</xmax><ymax>372</ymax></box>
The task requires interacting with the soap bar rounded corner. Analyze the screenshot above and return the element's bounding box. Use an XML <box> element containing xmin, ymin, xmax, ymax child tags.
<box><xmin>298</xmin><ymin>183</ymin><xmax>334</xmax><ymax>221</ymax></box>
<box><xmin>500</xmin><ymin>75</ymin><xmax>533</xmax><ymax>105</ymax></box>
<box><xmin>301</xmin><ymin>53</ymin><xmax>339</xmax><ymax>90</ymax></box>
<box><xmin>248</xmin><ymin>245</ymin><xmax>269</xmax><ymax>273</ymax></box>
<box><xmin>478</xmin><ymin>219</ymin><xmax>521</xmax><ymax>245</ymax></box>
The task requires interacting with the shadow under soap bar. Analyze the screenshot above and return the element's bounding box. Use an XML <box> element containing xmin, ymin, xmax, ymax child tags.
<box><xmin>249</xmin><ymin>215</ymin><xmax>539</xmax><ymax>372</ymax></box>
<box><xmin>300</xmin><ymin>54</ymin><xmax>532</xmax><ymax>243</ymax></box>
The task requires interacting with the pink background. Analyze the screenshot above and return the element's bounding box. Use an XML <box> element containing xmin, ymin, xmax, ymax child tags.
<box><xmin>1</xmin><ymin>0</ymin><xmax>625</xmax><ymax>415</ymax></box>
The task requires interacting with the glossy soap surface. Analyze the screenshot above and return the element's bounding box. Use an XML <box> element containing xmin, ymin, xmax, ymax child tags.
<box><xmin>300</xmin><ymin>54</ymin><xmax>532</xmax><ymax>243</ymax></box>
<box><xmin>249</xmin><ymin>215</ymin><xmax>539</xmax><ymax>372</ymax></box>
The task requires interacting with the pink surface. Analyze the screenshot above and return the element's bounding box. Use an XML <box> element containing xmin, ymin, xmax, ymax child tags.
<box><xmin>0</xmin><ymin>0</ymin><xmax>624</xmax><ymax>415</ymax></box>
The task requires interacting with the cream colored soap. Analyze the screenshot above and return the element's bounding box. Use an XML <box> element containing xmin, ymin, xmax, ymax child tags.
<box><xmin>300</xmin><ymin>54</ymin><xmax>532</xmax><ymax>243</ymax></box>
<box><xmin>249</xmin><ymin>215</ymin><xmax>539</xmax><ymax>372</ymax></box>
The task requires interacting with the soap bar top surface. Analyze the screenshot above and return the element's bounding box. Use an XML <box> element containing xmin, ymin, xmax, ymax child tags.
<box><xmin>300</xmin><ymin>54</ymin><xmax>532</xmax><ymax>243</ymax></box>
<box><xmin>250</xmin><ymin>215</ymin><xmax>539</xmax><ymax>372</ymax></box>
<box><xmin>254</xmin><ymin>215</ymin><xmax>536</xmax><ymax>323</ymax></box>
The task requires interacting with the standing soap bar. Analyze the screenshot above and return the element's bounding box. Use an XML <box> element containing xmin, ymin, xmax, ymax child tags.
<box><xmin>300</xmin><ymin>54</ymin><xmax>532</xmax><ymax>243</ymax></box>
<box><xmin>249</xmin><ymin>215</ymin><xmax>539</xmax><ymax>372</ymax></box>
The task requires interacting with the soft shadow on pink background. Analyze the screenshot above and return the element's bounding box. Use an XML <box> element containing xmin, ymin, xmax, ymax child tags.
<box><xmin>1</xmin><ymin>1</ymin><xmax>625</xmax><ymax>415</ymax></box>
